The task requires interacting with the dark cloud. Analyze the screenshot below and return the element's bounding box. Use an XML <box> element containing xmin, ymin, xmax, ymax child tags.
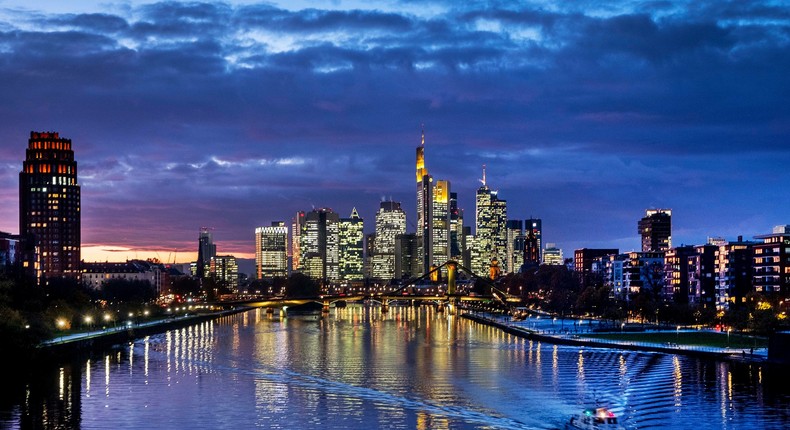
<box><xmin>0</xmin><ymin>0</ymin><xmax>788</xmax><ymax>260</ymax></box>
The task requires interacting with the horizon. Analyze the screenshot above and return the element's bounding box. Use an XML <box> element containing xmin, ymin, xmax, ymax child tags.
<box><xmin>1</xmin><ymin>1</ymin><xmax>788</xmax><ymax>263</ymax></box>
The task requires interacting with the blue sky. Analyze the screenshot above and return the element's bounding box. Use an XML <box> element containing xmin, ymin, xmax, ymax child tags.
<box><xmin>0</xmin><ymin>0</ymin><xmax>788</xmax><ymax>263</ymax></box>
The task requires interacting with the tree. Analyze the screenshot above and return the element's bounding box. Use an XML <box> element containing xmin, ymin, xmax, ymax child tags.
<box><xmin>285</xmin><ymin>273</ymin><xmax>320</xmax><ymax>298</ymax></box>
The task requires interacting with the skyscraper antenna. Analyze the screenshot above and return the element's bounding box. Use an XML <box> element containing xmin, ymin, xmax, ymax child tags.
<box><xmin>481</xmin><ymin>164</ymin><xmax>487</xmax><ymax>186</ymax></box>
<box><xmin>421</xmin><ymin>123</ymin><xmax>425</xmax><ymax>146</ymax></box>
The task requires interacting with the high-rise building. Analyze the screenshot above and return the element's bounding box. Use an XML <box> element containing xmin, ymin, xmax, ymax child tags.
<box><xmin>372</xmin><ymin>201</ymin><xmax>407</xmax><ymax>280</ymax></box>
<box><xmin>196</xmin><ymin>227</ymin><xmax>216</xmax><ymax>278</ymax></box>
<box><xmin>395</xmin><ymin>233</ymin><xmax>420</xmax><ymax>279</ymax></box>
<box><xmin>19</xmin><ymin>131</ymin><xmax>81</xmax><ymax>281</ymax></box>
<box><xmin>639</xmin><ymin>209</ymin><xmax>672</xmax><ymax>252</ymax></box>
<box><xmin>473</xmin><ymin>166</ymin><xmax>507</xmax><ymax>276</ymax></box>
<box><xmin>506</xmin><ymin>220</ymin><xmax>523</xmax><ymax>274</ymax></box>
<box><xmin>255</xmin><ymin>222</ymin><xmax>288</xmax><ymax>279</ymax></box>
<box><xmin>525</xmin><ymin>218</ymin><xmax>542</xmax><ymax>263</ymax></box>
<box><xmin>449</xmin><ymin>192</ymin><xmax>464</xmax><ymax>261</ymax></box>
<box><xmin>291</xmin><ymin>211</ymin><xmax>306</xmax><ymax>271</ymax></box>
<box><xmin>301</xmin><ymin>208</ymin><xmax>340</xmax><ymax>282</ymax></box>
<box><xmin>210</xmin><ymin>255</ymin><xmax>238</xmax><ymax>292</ymax></box>
<box><xmin>753</xmin><ymin>225</ymin><xmax>790</xmax><ymax>295</ymax></box>
<box><xmin>339</xmin><ymin>208</ymin><xmax>364</xmax><ymax>281</ymax></box>
<box><xmin>416</xmin><ymin>129</ymin><xmax>433</xmax><ymax>276</ymax></box>
<box><xmin>431</xmin><ymin>179</ymin><xmax>451</xmax><ymax>268</ymax></box>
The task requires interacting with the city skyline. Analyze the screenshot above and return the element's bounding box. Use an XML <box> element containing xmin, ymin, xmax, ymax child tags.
<box><xmin>1</xmin><ymin>1</ymin><xmax>788</xmax><ymax>263</ymax></box>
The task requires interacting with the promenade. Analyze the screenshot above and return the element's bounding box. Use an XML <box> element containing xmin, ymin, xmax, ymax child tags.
<box><xmin>462</xmin><ymin>311</ymin><xmax>769</xmax><ymax>362</ymax></box>
<box><xmin>38</xmin><ymin>307</ymin><xmax>250</xmax><ymax>354</ymax></box>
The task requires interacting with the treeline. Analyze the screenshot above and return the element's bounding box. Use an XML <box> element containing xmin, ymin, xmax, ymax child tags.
<box><xmin>474</xmin><ymin>265</ymin><xmax>787</xmax><ymax>335</ymax></box>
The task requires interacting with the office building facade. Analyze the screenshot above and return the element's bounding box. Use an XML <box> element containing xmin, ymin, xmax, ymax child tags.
<box><xmin>19</xmin><ymin>131</ymin><xmax>81</xmax><ymax>281</ymax></box>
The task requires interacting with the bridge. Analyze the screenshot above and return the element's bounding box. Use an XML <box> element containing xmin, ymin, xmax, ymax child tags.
<box><xmin>220</xmin><ymin>260</ymin><xmax>525</xmax><ymax>316</ymax></box>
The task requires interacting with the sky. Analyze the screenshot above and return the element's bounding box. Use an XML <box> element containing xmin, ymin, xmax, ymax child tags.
<box><xmin>0</xmin><ymin>0</ymin><xmax>788</xmax><ymax>268</ymax></box>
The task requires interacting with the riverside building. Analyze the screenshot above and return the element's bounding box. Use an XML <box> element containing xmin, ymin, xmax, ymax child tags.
<box><xmin>19</xmin><ymin>131</ymin><xmax>81</xmax><ymax>282</ymax></box>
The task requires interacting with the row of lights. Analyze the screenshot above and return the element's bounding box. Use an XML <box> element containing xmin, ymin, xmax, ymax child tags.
<box><xmin>55</xmin><ymin>310</ymin><xmax>151</xmax><ymax>330</ymax></box>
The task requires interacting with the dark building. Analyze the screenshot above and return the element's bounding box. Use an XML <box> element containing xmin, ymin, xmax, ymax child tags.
<box><xmin>0</xmin><ymin>231</ymin><xmax>21</xmax><ymax>270</ymax></box>
<box><xmin>715</xmin><ymin>236</ymin><xmax>756</xmax><ymax>309</ymax></box>
<box><xmin>395</xmin><ymin>233</ymin><xmax>420</xmax><ymax>279</ymax></box>
<box><xmin>639</xmin><ymin>209</ymin><xmax>672</xmax><ymax>252</ymax></box>
<box><xmin>19</xmin><ymin>131</ymin><xmax>81</xmax><ymax>281</ymax></box>
<box><xmin>196</xmin><ymin>227</ymin><xmax>216</xmax><ymax>278</ymax></box>
<box><xmin>525</xmin><ymin>218</ymin><xmax>542</xmax><ymax>262</ymax></box>
<box><xmin>574</xmin><ymin>248</ymin><xmax>619</xmax><ymax>286</ymax></box>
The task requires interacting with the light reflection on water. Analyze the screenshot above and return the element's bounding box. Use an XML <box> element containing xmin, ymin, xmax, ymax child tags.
<box><xmin>1</xmin><ymin>305</ymin><xmax>788</xmax><ymax>429</ymax></box>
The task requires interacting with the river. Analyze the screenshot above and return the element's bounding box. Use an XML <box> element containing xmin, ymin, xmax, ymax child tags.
<box><xmin>1</xmin><ymin>305</ymin><xmax>787</xmax><ymax>429</ymax></box>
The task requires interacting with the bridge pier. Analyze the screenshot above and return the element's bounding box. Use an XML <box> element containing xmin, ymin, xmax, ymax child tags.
<box><xmin>381</xmin><ymin>301</ymin><xmax>389</xmax><ymax>313</ymax></box>
<box><xmin>437</xmin><ymin>302</ymin><xmax>445</xmax><ymax>313</ymax></box>
<box><xmin>322</xmin><ymin>301</ymin><xmax>330</xmax><ymax>314</ymax></box>
<box><xmin>265</xmin><ymin>307</ymin><xmax>274</xmax><ymax>314</ymax></box>
<box><xmin>280</xmin><ymin>307</ymin><xmax>287</xmax><ymax>317</ymax></box>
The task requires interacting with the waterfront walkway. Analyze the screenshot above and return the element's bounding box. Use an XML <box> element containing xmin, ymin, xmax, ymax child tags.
<box><xmin>40</xmin><ymin>307</ymin><xmax>249</xmax><ymax>349</ymax></box>
<box><xmin>462</xmin><ymin>312</ymin><xmax>769</xmax><ymax>362</ymax></box>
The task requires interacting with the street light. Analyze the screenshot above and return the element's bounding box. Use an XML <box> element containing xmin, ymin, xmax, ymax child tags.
<box><xmin>676</xmin><ymin>326</ymin><xmax>680</xmax><ymax>343</ymax></box>
<box><xmin>727</xmin><ymin>328</ymin><xmax>732</xmax><ymax>348</ymax></box>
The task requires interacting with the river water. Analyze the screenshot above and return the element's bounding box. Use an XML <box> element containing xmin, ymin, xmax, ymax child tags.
<box><xmin>1</xmin><ymin>305</ymin><xmax>788</xmax><ymax>429</ymax></box>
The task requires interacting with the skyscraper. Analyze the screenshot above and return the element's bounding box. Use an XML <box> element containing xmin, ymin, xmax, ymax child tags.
<box><xmin>301</xmin><ymin>208</ymin><xmax>340</xmax><ymax>282</ymax></box>
<box><xmin>416</xmin><ymin>129</ymin><xmax>432</xmax><ymax>276</ymax></box>
<box><xmin>255</xmin><ymin>222</ymin><xmax>288</xmax><ymax>279</ymax></box>
<box><xmin>196</xmin><ymin>227</ymin><xmax>216</xmax><ymax>278</ymax></box>
<box><xmin>449</xmin><ymin>192</ymin><xmax>464</xmax><ymax>261</ymax></box>
<box><xmin>338</xmin><ymin>208</ymin><xmax>364</xmax><ymax>281</ymax></box>
<box><xmin>474</xmin><ymin>166</ymin><xmax>507</xmax><ymax>276</ymax></box>
<box><xmin>210</xmin><ymin>255</ymin><xmax>238</xmax><ymax>292</ymax></box>
<box><xmin>19</xmin><ymin>131</ymin><xmax>81</xmax><ymax>281</ymax></box>
<box><xmin>525</xmin><ymin>218</ymin><xmax>542</xmax><ymax>263</ymax></box>
<box><xmin>291</xmin><ymin>211</ymin><xmax>306</xmax><ymax>271</ymax></box>
<box><xmin>639</xmin><ymin>209</ymin><xmax>672</xmax><ymax>252</ymax></box>
<box><xmin>431</xmin><ymin>179</ymin><xmax>451</xmax><ymax>268</ymax></box>
<box><xmin>506</xmin><ymin>220</ymin><xmax>523</xmax><ymax>274</ymax></box>
<box><xmin>372</xmin><ymin>201</ymin><xmax>407</xmax><ymax>280</ymax></box>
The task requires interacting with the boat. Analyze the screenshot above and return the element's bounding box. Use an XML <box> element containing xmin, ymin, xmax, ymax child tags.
<box><xmin>566</xmin><ymin>407</ymin><xmax>625</xmax><ymax>430</ymax></box>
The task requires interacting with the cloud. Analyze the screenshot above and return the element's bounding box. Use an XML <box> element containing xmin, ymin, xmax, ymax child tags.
<box><xmin>0</xmin><ymin>0</ymin><xmax>788</xmax><ymax>258</ymax></box>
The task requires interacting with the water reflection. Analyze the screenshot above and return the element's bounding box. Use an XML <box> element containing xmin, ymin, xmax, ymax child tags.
<box><xmin>1</xmin><ymin>305</ymin><xmax>788</xmax><ymax>429</ymax></box>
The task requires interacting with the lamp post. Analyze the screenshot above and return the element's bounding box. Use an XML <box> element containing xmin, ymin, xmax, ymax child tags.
<box><xmin>676</xmin><ymin>326</ymin><xmax>680</xmax><ymax>344</ymax></box>
<box><xmin>727</xmin><ymin>328</ymin><xmax>732</xmax><ymax>348</ymax></box>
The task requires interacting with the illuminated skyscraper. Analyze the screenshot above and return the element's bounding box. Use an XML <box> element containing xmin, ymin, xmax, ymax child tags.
<box><xmin>431</xmin><ymin>179</ymin><xmax>451</xmax><ymax>268</ymax></box>
<box><xmin>474</xmin><ymin>166</ymin><xmax>507</xmax><ymax>276</ymax></box>
<box><xmin>255</xmin><ymin>222</ymin><xmax>288</xmax><ymax>279</ymax></box>
<box><xmin>372</xmin><ymin>201</ymin><xmax>407</xmax><ymax>280</ymax></box>
<box><xmin>639</xmin><ymin>209</ymin><xmax>672</xmax><ymax>252</ymax></box>
<box><xmin>210</xmin><ymin>255</ymin><xmax>238</xmax><ymax>292</ymax></box>
<box><xmin>416</xmin><ymin>129</ymin><xmax>432</xmax><ymax>276</ymax></box>
<box><xmin>196</xmin><ymin>227</ymin><xmax>216</xmax><ymax>278</ymax></box>
<box><xmin>301</xmin><ymin>208</ymin><xmax>340</xmax><ymax>282</ymax></box>
<box><xmin>19</xmin><ymin>131</ymin><xmax>81</xmax><ymax>281</ymax></box>
<box><xmin>291</xmin><ymin>211</ymin><xmax>306</xmax><ymax>271</ymax></box>
<box><xmin>339</xmin><ymin>208</ymin><xmax>364</xmax><ymax>281</ymax></box>
<box><xmin>506</xmin><ymin>220</ymin><xmax>523</xmax><ymax>274</ymax></box>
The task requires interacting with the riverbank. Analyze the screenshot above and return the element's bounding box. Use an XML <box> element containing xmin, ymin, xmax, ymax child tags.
<box><xmin>461</xmin><ymin>312</ymin><xmax>770</xmax><ymax>363</ymax></box>
<box><xmin>35</xmin><ymin>306</ymin><xmax>252</xmax><ymax>360</ymax></box>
